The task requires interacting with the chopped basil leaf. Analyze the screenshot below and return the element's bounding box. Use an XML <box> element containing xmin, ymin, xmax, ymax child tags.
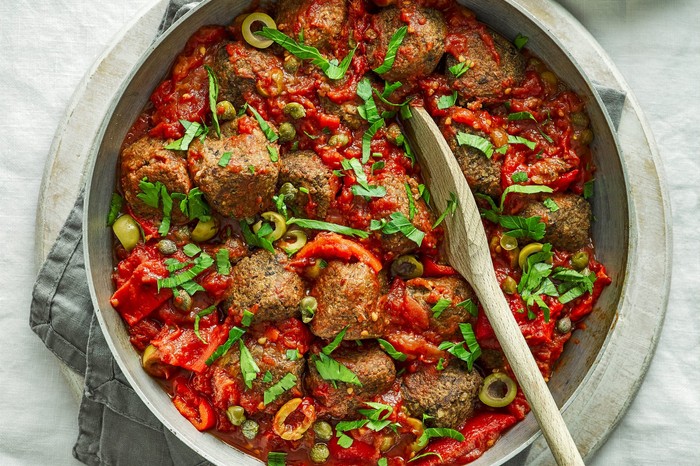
<box><xmin>514</xmin><ymin>33</ymin><xmax>529</xmax><ymax>51</ymax></box>
<box><xmin>158</xmin><ymin>252</ymin><xmax>214</xmax><ymax>290</ymax></box>
<box><xmin>165</xmin><ymin>258</ymin><xmax>189</xmax><ymax>273</ymax></box>
<box><xmin>517</xmin><ymin>243</ymin><xmax>557</xmax><ymax>321</ymax></box>
<box><xmin>457</xmin><ymin>298</ymin><xmax>478</xmax><ymax>317</ymax></box>
<box><xmin>106</xmin><ymin>193</ymin><xmax>123</xmax><ymax>226</ymax></box>
<box><xmin>157</xmin><ymin>185</ymin><xmax>173</xmax><ymax>236</ymax></box>
<box><xmin>583</xmin><ymin>179</ymin><xmax>595</xmax><ymax>199</ymax></box>
<box><xmin>337</xmin><ymin>433</ymin><xmax>354</xmax><ymax>448</ymax></box>
<box><xmin>216</xmin><ymin>248</ymin><xmax>230</xmax><ymax>275</ymax></box>
<box><xmin>362</xmin><ymin>118</ymin><xmax>385</xmax><ymax>163</ymax></box>
<box><xmin>382</xmin><ymin>81</ymin><xmax>402</xmax><ymax>98</ymax></box>
<box><xmin>258</xmin><ymin>28</ymin><xmax>356</xmax><ymax>80</ymax></box>
<box><xmin>179</xmin><ymin>187</ymin><xmax>211</xmax><ymax>222</ymax></box>
<box><xmin>438</xmin><ymin>323</ymin><xmax>481</xmax><ymax>371</ymax></box>
<box><xmin>263</xmin><ymin>373</ymin><xmax>297</xmax><ymax>405</ymax></box>
<box><xmin>371</xmin><ymin>160</ymin><xmax>385</xmax><ymax>175</ymax></box>
<box><xmin>437</xmin><ymin>91</ymin><xmax>458</xmax><ymax>110</ymax></box>
<box><xmin>239</xmin><ymin>339</ymin><xmax>260</xmax><ymax>389</ymax></box>
<box><xmin>499</xmin><ymin>184</ymin><xmax>553</xmax><ymax>213</ymax></box>
<box><xmin>418</xmin><ymin>184</ymin><xmax>431</xmax><ymax>204</ymax></box>
<box><xmin>286</xmin><ymin>349</ymin><xmax>301</xmax><ymax>361</ymax></box>
<box><xmin>431</xmin><ymin>298</ymin><xmax>452</xmax><ymax>318</ymax></box>
<box><xmin>448</xmin><ymin>60</ymin><xmax>472</xmax><ymax>78</ymax></box>
<box><xmin>204</xmin><ymin>65</ymin><xmax>220</xmax><ymax>138</ymax></box>
<box><xmin>351</xmin><ymin>184</ymin><xmax>386</xmax><ymax>199</ymax></box>
<box><xmin>508</xmin><ymin>135</ymin><xmax>537</xmax><ymax>150</ymax></box>
<box><xmin>408</xmin><ymin>452</ymin><xmax>444</xmax><ymax>463</ymax></box>
<box><xmin>218</xmin><ymin>151</ymin><xmax>232</xmax><ymax>167</ymax></box>
<box><xmin>377</xmin><ymin>339</ymin><xmax>407</xmax><ymax>361</ymax></box>
<box><xmin>432</xmin><ymin>192</ymin><xmax>458</xmax><ymax>229</ymax></box>
<box><xmin>247</xmin><ymin>105</ymin><xmax>278</xmax><ymax>142</ymax></box>
<box><xmin>267</xmin><ymin>451</ymin><xmax>287</xmax><ymax>466</ymax></box>
<box><xmin>298</xmin><ymin>186</ymin><xmax>309</xmax><ymax>194</ymax></box>
<box><xmin>511</xmin><ymin>171</ymin><xmax>529</xmax><ymax>183</ymax></box>
<box><xmin>436</xmin><ymin>357</ymin><xmax>445</xmax><ymax>370</ymax></box>
<box><xmin>499</xmin><ymin>215</ymin><xmax>546</xmax><ymax>240</ymax></box>
<box><xmin>240</xmin><ymin>220</ymin><xmax>274</xmax><ymax>252</ymax></box>
<box><xmin>417</xmin><ymin>427</ymin><xmax>465</xmax><ymax>446</ymax></box>
<box><xmin>313</xmin><ymin>352</ymin><xmax>362</xmax><ymax>386</ymax></box>
<box><xmin>267</xmin><ymin>145</ymin><xmax>279</xmax><ymax>163</ymax></box>
<box><xmin>508</xmin><ymin>111</ymin><xmax>537</xmax><ymax>122</ymax></box>
<box><xmin>194</xmin><ymin>305</ymin><xmax>216</xmax><ymax>344</ymax></box>
<box><xmin>137</xmin><ymin>178</ymin><xmax>161</xmax><ymax>208</ymax></box>
<box><xmin>377</xmin><ymin>211</ymin><xmax>424</xmax><ymax>246</ymax></box>
<box><xmin>286</xmin><ymin>217</ymin><xmax>369</xmax><ymax>238</ymax></box>
<box><xmin>205</xmin><ymin>326</ymin><xmax>245</xmax><ymax>365</ymax></box>
<box><xmin>543</xmin><ymin>197</ymin><xmax>559</xmax><ymax>212</ymax></box>
<box><xmin>241</xmin><ymin>309</ymin><xmax>254</xmax><ymax>327</ymax></box>
<box><xmin>180</xmin><ymin>280</ymin><xmax>205</xmax><ymax>295</ymax></box>
<box><xmin>373</xmin><ymin>26</ymin><xmax>408</xmax><ymax>74</ymax></box>
<box><xmin>405</xmin><ymin>183</ymin><xmax>416</xmax><ymax>220</ymax></box>
<box><xmin>456</xmin><ymin>131</ymin><xmax>494</xmax><ymax>158</ymax></box>
<box><xmin>164</xmin><ymin>120</ymin><xmax>206</xmax><ymax>150</ymax></box>
<box><xmin>322</xmin><ymin>327</ymin><xmax>348</xmax><ymax>355</ymax></box>
<box><xmin>263</xmin><ymin>370</ymin><xmax>273</xmax><ymax>383</ymax></box>
<box><xmin>378</xmin><ymin>459</ymin><xmax>388</xmax><ymax>466</ymax></box>
<box><xmin>553</xmin><ymin>267</ymin><xmax>596</xmax><ymax>304</ymax></box>
<box><xmin>341</xmin><ymin>158</ymin><xmax>369</xmax><ymax>188</ymax></box>
<box><xmin>183</xmin><ymin>243</ymin><xmax>201</xmax><ymax>257</ymax></box>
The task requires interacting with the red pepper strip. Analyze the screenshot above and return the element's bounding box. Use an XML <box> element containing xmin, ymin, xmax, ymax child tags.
<box><xmin>291</xmin><ymin>232</ymin><xmax>383</xmax><ymax>273</ymax></box>
<box><xmin>421</xmin><ymin>256</ymin><xmax>458</xmax><ymax>277</ymax></box>
<box><xmin>110</xmin><ymin>260</ymin><xmax>172</xmax><ymax>326</ymax></box>
<box><xmin>172</xmin><ymin>377</ymin><xmax>216</xmax><ymax>431</ymax></box>
<box><xmin>411</xmin><ymin>413</ymin><xmax>517</xmax><ymax>465</ymax></box>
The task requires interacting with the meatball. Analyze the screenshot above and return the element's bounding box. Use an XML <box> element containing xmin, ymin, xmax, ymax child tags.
<box><xmin>446</xmin><ymin>27</ymin><xmax>526</xmax><ymax>100</ymax></box>
<box><xmin>401</xmin><ymin>363</ymin><xmax>483</xmax><ymax>429</ymax></box>
<box><xmin>214</xmin><ymin>335</ymin><xmax>305</xmax><ymax>413</ymax></box>
<box><xmin>279</xmin><ymin>151</ymin><xmax>334</xmax><ymax>219</ymax></box>
<box><xmin>276</xmin><ymin>0</ymin><xmax>348</xmax><ymax>52</ymax></box>
<box><xmin>369</xmin><ymin>173</ymin><xmax>433</xmax><ymax>256</ymax></box>
<box><xmin>406</xmin><ymin>277</ymin><xmax>477</xmax><ymax>337</ymax></box>
<box><xmin>519</xmin><ymin>193</ymin><xmax>591</xmax><ymax>251</ymax></box>
<box><xmin>310</xmin><ymin>261</ymin><xmax>386</xmax><ymax>340</ymax></box>
<box><xmin>306</xmin><ymin>345</ymin><xmax>396</xmax><ymax>418</ymax></box>
<box><xmin>224</xmin><ymin>250</ymin><xmax>304</xmax><ymax>322</ymax></box>
<box><xmin>211</xmin><ymin>41</ymin><xmax>284</xmax><ymax>108</ymax></box>
<box><xmin>120</xmin><ymin>136</ymin><xmax>191</xmax><ymax>222</ymax></box>
<box><xmin>188</xmin><ymin>119</ymin><xmax>279</xmax><ymax>219</ymax></box>
<box><xmin>365</xmin><ymin>4</ymin><xmax>446</xmax><ymax>82</ymax></box>
<box><xmin>444</xmin><ymin>123</ymin><xmax>502</xmax><ymax>198</ymax></box>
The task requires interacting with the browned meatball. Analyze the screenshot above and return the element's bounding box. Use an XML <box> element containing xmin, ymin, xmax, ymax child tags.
<box><xmin>211</xmin><ymin>41</ymin><xmax>284</xmax><ymax>108</ymax></box>
<box><xmin>275</xmin><ymin>0</ymin><xmax>348</xmax><ymax>52</ymax></box>
<box><xmin>188</xmin><ymin>119</ymin><xmax>279</xmax><ymax>219</ymax></box>
<box><xmin>443</xmin><ymin>122</ymin><xmax>502</xmax><ymax>198</ymax></box>
<box><xmin>224</xmin><ymin>250</ymin><xmax>304</xmax><ymax>322</ymax></box>
<box><xmin>369</xmin><ymin>173</ymin><xmax>433</xmax><ymax>256</ymax></box>
<box><xmin>519</xmin><ymin>193</ymin><xmax>591</xmax><ymax>251</ymax></box>
<box><xmin>365</xmin><ymin>3</ymin><xmax>446</xmax><ymax>82</ymax></box>
<box><xmin>306</xmin><ymin>345</ymin><xmax>396</xmax><ymax>418</ymax></box>
<box><xmin>406</xmin><ymin>277</ymin><xmax>477</xmax><ymax>337</ymax></box>
<box><xmin>279</xmin><ymin>151</ymin><xmax>334</xmax><ymax>219</ymax></box>
<box><xmin>401</xmin><ymin>363</ymin><xmax>483</xmax><ymax>429</ymax></box>
<box><xmin>310</xmin><ymin>261</ymin><xmax>386</xmax><ymax>340</ymax></box>
<box><xmin>446</xmin><ymin>27</ymin><xmax>526</xmax><ymax>100</ymax></box>
<box><xmin>120</xmin><ymin>136</ymin><xmax>191</xmax><ymax>222</ymax></box>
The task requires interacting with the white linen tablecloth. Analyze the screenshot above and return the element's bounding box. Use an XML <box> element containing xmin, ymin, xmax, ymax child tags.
<box><xmin>1</xmin><ymin>0</ymin><xmax>697</xmax><ymax>464</ymax></box>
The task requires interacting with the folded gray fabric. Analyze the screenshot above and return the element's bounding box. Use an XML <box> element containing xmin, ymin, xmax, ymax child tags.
<box><xmin>29</xmin><ymin>2</ymin><xmax>627</xmax><ymax>463</ymax></box>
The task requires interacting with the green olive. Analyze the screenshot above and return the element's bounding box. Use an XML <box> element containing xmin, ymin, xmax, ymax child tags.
<box><xmin>241</xmin><ymin>12</ymin><xmax>276</xmax><ymax>49</ymax></box>
<box><xmin>570</xmin><ymin>112</ymin><xmax>590</xmax><ymax>128</ymax></box>
<box><xmin>241</xmin><ymin>419</ymin><xmax>259</xmax><ymax>439</ymax></box>
<box><xmin>305</xmin><ymin>259</ymin><xmax>326</xmax><ymax>279</ymax></box>
<box><xmin>226</xmin><ymin>406</ymin><xmax>246</xmax><ymax>426</ymax></box>
<box><xmin>278</xmin><ymin>122</ymin><xmax>296</xmax><ymax>142</ymax></box>
<box><xmin>479</xmin><ymin>372</ymin><xmax>518</xmax><ymax>408</ymax></box>
<box><xmin>279</xmin><ymin>182</ymin><xmax>298</xmax><ymax>200</ymax></box>
<box><xmin>309</xmin><ymin>443</ymin><xmax>330</xmax><ymax>463</ymax></box>
<box><xmin>156</xmin><ymin>239</ymin><xmax>177</xmax><ymax>255</ymax></box>
<box><xmin>141</xmin><ymin>345</ymin><xmax>170</xmax><ymax>378</ymax></box>
<box><xmin>191</xmin><ymin>218</ymin><xmax>218</xmax><ymax>242</ymax></box>
<box><xmin>518</xmin><ymin>242</ymin><xmax>544</xmax><ymax>269</ymax></box>
<box><xmin>540</xmin><ymin>70</ymin><xmax>558</xmax><ymax>87</ymax></box>
<box><xmin>328</xmin><ymin>133</ymin><xmax>349</xmax><ymax>148</ymax></box>
<box><xmin>313</xmin><ymin>421</ymin><xmax>333</xmax><ymax>441</ymax></box>
<box><xmin>571</xmin><ymin>251</ymin><xmax>590</xmax><ymax>270</ymax></box>
<box><xmin>556</xmin><ymin>316</ymin><xmax>572</xmax><ymax>334</ymax></box>
<box><xmin>300</xmin><ymin>296</ymin><xmax>317</xmax><ymax>324</ymax></box>
<box><xmin>391</xmin><ymin>255</ymin><xmax>424</xmax><ymax>279</ymax></box>
<box><xmin>283</xmin><ymin>102</ymin><xmax>306</xmax><ymax>120</ymax></box>
<box><xmin>578</xmin><ymin>128</ymin><xmax>594</xmax><ymax>146</ymax></box>
<box><xmin>112</xmin><ymin>214</ymin><xmax>141</xmax><ymax>251</ymax></box>
<box><xmin>499</xmin><ymin>235</ymin><xmax>518</xmax><ymax>251</ymax></box>
<box><xmin>216</xmin><ymin>100</ymin><xmax>236</xmax><ymax>121</ymax></box>
<box><xmin>278</xmin><ymin>229</ymin><xmax>307</xmax><ymax>255</ymax></box>
<box><xmin>253</xmin><ymin>211</ymin><xmax>287</xmax><ymax>242</ymax></box>
<box><xmin>502</xmin><ymin>276</ymin><xmax>517</xmax><ymax>294</ymax></box>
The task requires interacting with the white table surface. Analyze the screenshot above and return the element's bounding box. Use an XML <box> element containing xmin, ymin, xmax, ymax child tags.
<box><xmin>1</xmin><ymin>1</ymin><xmax>698</xmax><ymax>465</ymax></box>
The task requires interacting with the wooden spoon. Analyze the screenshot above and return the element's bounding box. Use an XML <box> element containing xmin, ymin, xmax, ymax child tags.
<box><xmin>404</xmin><ymin>107</ymin><xmax>584</xmax><ymax>466</ymax></box>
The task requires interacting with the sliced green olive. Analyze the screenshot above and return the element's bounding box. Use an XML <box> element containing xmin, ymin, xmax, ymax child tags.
<box><xmin>216</xmin><ymin>100</ymin><xmax>236</xmax><ymax>121</ymax></box>
<box><xmin>310</xmin><ymin>443</ymin><xmax>330</xmax><ymax>463</ymax></box>
<box><xmin>518</xmin><ymin>242</ymin><xmax>543</xmax><ymax>269</ymax></box>
<box><xmin>191</xmin><ymin>218</ymin><xmax>218</xmax><ymax>242</ymax></box>
<box><xmin>556</xmin><ymin>316</ymin><xmax>573</xmax><ymax>334</ymax></box>
<box><xmin>278</xmin><ymin>122</ymin><xmax>296</xmax><ymax>142</ymax></box>
<box><xmin>112</xmin><ymin>214</ymin><xmax>141</xmax><ymax>251</ymax></box>
<box><xmin>501</xmin><ymin>276</ymin><xmax>517</xmax><ymax>294</ymax></box>
<box><xmin>479</xmin><ymin>372</ymin><xmax>518</xmax><ymax>408</ymax></box>
<box><xmin>141</xmin><ymin>345</ymin><xmax>171</xmax><ymax>378</ymax></box>
<box><xmin>391</xmin><ymin>255</ymin><xmax>424</xmax><ymax>279</ymax></box>
<box><xmin>279</xmin><ymin>182</ymin><xmax>298</xmax><ymax>200</ymax></box>
<box><xmin>241</xmin><ymin>419</ymin><xmax>259</xmax><ymax>439</ymax></box>
<box><xmin>241</xmin><ymin>12</ymin><xmax>276</xmax><ymax>49</ymax></box>
<box><xmin>226</xmin><ymin>405</ymin><xmax>246</xmax><ymax>426</ymax></box>
<box><xmin>313</xmin><ymin>421</ymin><xmax>333</xmax><ymax>441</ymax></box>
<box><xmin>283</xmin><ymin>102</ymin><xmax>306</xmax><ymax>120</ymax></box>
<box><xmin>278</xmin><ymin>229</ymin><xmax>307</xmax><ymax>255</ymax></box>
<box><xmin>300</xmin><ymin>296</ymin><xmax>317</xmax><ymax>324</ymax></box>
<box><xmin>253</xmin><ymin>211</ymin><xmax>287</xmax><ymax>242</ymax></box>
<box><xmin>571</xmin><ymin>251</ymin><xmax>590</xmax><ymax>270</ymax></box>
<box><xmin>499</xmin><ymin>234</ymin><xmax>518</xmax><ymax>251</ymax></box>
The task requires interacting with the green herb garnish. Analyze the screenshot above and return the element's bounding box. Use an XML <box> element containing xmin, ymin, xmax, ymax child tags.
<box><xmin>204</xmin><ymin>65</ymin><xmax>220</xmax><ymax>138</ymax></box>
<box><xmin>543</xmin><ymin>197</ymin><xmax>559</xmax><ymax>212</ymax></box>
<box><xmin>218</xmin><ymin>151</ymin><xmax>232</xmax><ymax>167</ymax></box>
<box><xmin>438</xmin><ymin>323</ymin><xmax>481</xmax><ymax>371</ymax></box>
<box><xmin>456</xmin><ymin>131</ymin><xmax>494</xmax><ymax>158</ymax></box>
<box><xmin>373</xmin><ymin>26</ymin><xmax>408</xmax><ymax>74</ymax></box>
<box><xmin>106</xmin><ymin>193</ymin><xmax>123</xmax><ymax>226</ymax></box>
<box><xmin>448</xmin><ymin>61</ymin><xmax>472</xmax><ymax>78</ymax></box>
<box><xmin>205</xmin><ymin>326</ymin><xmax>245</xmax><ymax>365</ymax></box>
<box><xmin>432</xmin><ymin>192</ymin><xmax>458</xmax><ymax>229</ymax></box>
<box><xmin>377</xmin><ymin>339</ymin><xmax>407</xmax><ymax>361</ymax></box>
<box><xmin>437</xmin><ymin>91</ymin><xmax>458</xmax><ymax>110</ymax></box>
<box><xmin>431</xmin><ymin>298</ymin><xmax>452</xmax><ymax>318</ymax></box>
<box><xmin>313</xmin><ymin>352</ymin><xmax>362</xmax><ymax>386</ymax></box>
<box><xmin>164</xmin><ymin>120</ymin><xmax>206</xmax><ymax>150</ymax></box>
<box><xmin>239</xmin><ymin>339</ymin><xmax>260</xmax><ymax>389</ymax></box>
<box><xmin>372</xmin><ymin>211</ymin><xmax>424</xmax><ymax>246</ymax></box>
<box><xmin>511</xmin><ymin>171</ymin><xmax>529</xmax><ymax>183</ymax></box>
<box><xmin>263</xmin><ymin>373</ymin><xmax>297</xmax><ymax>405</ymax></box>
<box><xmin>286</xmin><ymin>217</ymin><xmax>369</xmax><ymax>238</ymax></box>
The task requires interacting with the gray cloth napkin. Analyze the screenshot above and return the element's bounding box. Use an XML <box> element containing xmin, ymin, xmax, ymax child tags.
<box><xmin>29</xmin><ymin>2</ymin><xmax>627</xmax><ymax>463</ymax></box>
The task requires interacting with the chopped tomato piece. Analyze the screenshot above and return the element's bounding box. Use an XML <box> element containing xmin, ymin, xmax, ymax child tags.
<box><xmin>151</xmin><ymin>321</ymin><xmax>231</xmax><ymax>373</ymax></box>
<box><xmin>110</xmin><ymin>260</ymin><xmax>171</xmax><ymax>326</ymax></box>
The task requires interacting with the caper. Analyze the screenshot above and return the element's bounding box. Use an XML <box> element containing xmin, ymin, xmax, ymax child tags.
<box><xmin>156</xmin><ymin>239</ymin><xmax>177</xmax><ymax>255</ymax></box>
<box><xmin>328</xmin><ymin>133</ymin><xmax>349</xmax><ymax>148</ymax></box>
<box><xmin>283</xmin><ymin>53</ymin><xmax>301</xmax><ymax>73</ymax></box>
<box><xmin>300</xmin><ymin>296</ymin><xmax>318</xmax><ymax>323</ymax></box>
<box><xmin>501</xmin><ymin>276</ymin><xmax>517</xmax><ymax>294</ymax></box>
<box><xmin>390</xmin><ymin>255</ymin><xmax>424</xmax><ymax>279</ymax></box>
<box><xmin>570</xmin><ymin>112</ymin><xmax>590</xmax><ymax>128</ymax></box>
<box><xmin>112</xmin><ymin>214</ymin><xmax>141</xmax><ymax>251</ymax></box>
<box><xmin>226</xmin><ymin>406</ymin><xmax>246</xmax><ymax>426</ymax></box>
<box><xmin>279</xmin><ymin>122</ymin><xmax>296</xmax><ymax>142</ymax></box>
<box><xmin>279</xmin><ymin>182</ymin><xmax>298</xmax><ymax>200</ymax></box>
<box><xmin>241</xmin><ymin>419</ymin><xmax>259</xmax><ymax>440</ymax></box>
<box><xmin>309</xmin><ymin>443</ymin><xmax>330</xmax><ymax>463</ymax></box>
<box><xmin>173</xmin><ymin>289</ymin><xmax>192</xmax><ymax>312</ymax></box>
<box><xmin>172</xmin><ymin>226</ymin><xmax>191</xmax><ymax>244</ymax></box>
<box><xmin>191</xmin><ymin>218</ymin><xmax>218</xmax><ymax>242</ymax></box>
<box><xmin>577</xmin><ymin>128</ymin><xmax>594</xmax><ymax>146</ymax></box>
<box><xmin>540</xmin><ymin>70</ymin><xmax>558</xmax><ymax>87</ymax></box>
<box><xmin>216</xmin><ymin>100</ymin><xmax>236</xmax><ymax>121</ymax></box>
<box><xmin>571</xmin><ymin>251</ymin><xmax>590</xmax><ymax>270</ymax></box>
<box><xmin>556</xmin><ymin>316</ymin><xmax>573</xmax><ymax>334</ymax></box>
<box><xmin>313</xmin><ymin>421</ymin><xmax>333</xmax><ymax>441</ymax></box>
<box><xmin>385</xmin><ymin>122</ymin><xmax>402</xmax><ymax>145</ymax></box>
<box><xmin>283</xmin><ymin>102</ymin><xmax>306</xmax><ymax>120</ymax></box>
